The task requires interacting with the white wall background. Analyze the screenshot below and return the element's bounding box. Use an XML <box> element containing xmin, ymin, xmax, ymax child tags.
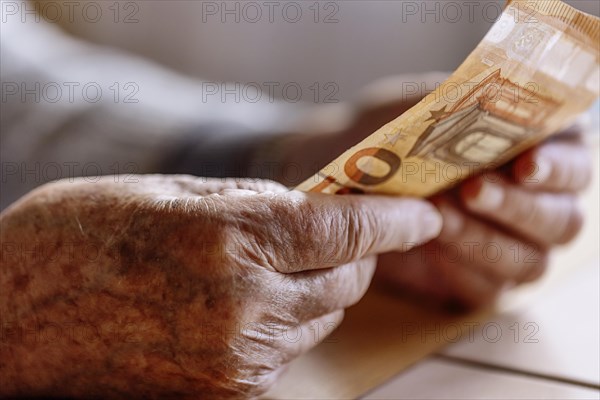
<box><xmin>59</xmin><ymin>0</ymin><xmax>600</xmax><ymax>101</ymax></box>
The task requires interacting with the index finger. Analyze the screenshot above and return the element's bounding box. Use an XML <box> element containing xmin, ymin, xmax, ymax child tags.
<box><xmin>513</xmin><ymin>140</ymin><xmax>592</xmax><ymax>192</ymax></box>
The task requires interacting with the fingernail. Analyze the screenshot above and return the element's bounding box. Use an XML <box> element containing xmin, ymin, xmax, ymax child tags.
<box><xmin>531</xmin><ymin>154</ymin><xmax>552</xmax><ymax>184</ymax></box>
<box><xmin>470</xmin><ymin>180</ymin><xmax>504</xmax><ymax>211</ymax></box>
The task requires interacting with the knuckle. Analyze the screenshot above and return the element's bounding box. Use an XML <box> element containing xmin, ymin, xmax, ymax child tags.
<box><xmin>500</xmin><ymin>188</ymin><xmax>532</xmax><ymax>223</ymax></box>
<box><xmin>273</xmin><ymin>198</ymin><xmax>328</xmax><ymax>270</ymax></box>
<box><xmin>554</xmin><ymin>145</ymin><xmax>592</xmax><ymax>191</ymax></box>
<box><xmin>556</xmin><ymin>201</ymin><xmax>584</xmax><ymax>245</ymax></box>
<box><xmin>341</xmin><ymin>201</ymin><xmax>378</xmax><ymax>260</ymax></box>
<box><xmin>213</xmin><ymin>196</ymin><xmax>285</xmax><ymax>272</ymax></box>
<box><xmin>269</xmin><ymin>196</ymin><xmax>375</xmax><ymax>269</ymax></box>
<box><xmin>271</xmin><ymin>277</ymin><xmax>316</xmax><ymax>323</ymax></box>
<box><xmin>322</xmin><ymin>264</ymin><xmax>359</xmax><ymax>308</ymax></box>
<box><xmin>341</xmin><ymin>207</ymin><xmax>363</xmax><ymax>260</ymax></box>
<box><xmin>575</xmin><ymin>150</ymin><xmax>593</xmax><ymax>190</ymax></box>
<box><xmin>519</xmin><ymin>249</ymin><xmax>549</xmax><ymax>283</ymax></box>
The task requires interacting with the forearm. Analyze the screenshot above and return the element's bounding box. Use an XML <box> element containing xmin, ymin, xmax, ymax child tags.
<box><xmin>1</xmin><ymin>14</ymin><xmax>312</xmax><ymax>209</ymax></box>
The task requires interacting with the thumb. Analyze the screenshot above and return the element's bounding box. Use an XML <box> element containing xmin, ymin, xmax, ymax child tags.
<box><xmin>244</xmin><ymin>191</ymin><xmax>442</xmax><ymax>273</ymax></box>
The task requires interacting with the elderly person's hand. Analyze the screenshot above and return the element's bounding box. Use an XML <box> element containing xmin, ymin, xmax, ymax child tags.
<box><xmin>277</xmin><ymin>73</ymin><xmax>593</xmax><ymax>310</ymax></box>
<box><xmin>0</xmin><ymin>175</ymin><xmax>441</xmax><ymax>398</ymax></box>
<box><xmin>375</xmin><ymin>128</ymin><xmax>592</xmax><ymax>310</ymax></box>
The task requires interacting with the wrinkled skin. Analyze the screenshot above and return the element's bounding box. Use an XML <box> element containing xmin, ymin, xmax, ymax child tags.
<box><xmin>0</xmin><ymin>176</ymin><xmax>441</xmax><ymax>398</ymax></box>
<box><xmin>0</xmin><ymin>73</ymin><xmax>593</xmax><ymax>398</ymax></box>
<box><xmin>282</xmin><ymin>73</ymin><xmax>593</xmax><ymax>310</ymax></box>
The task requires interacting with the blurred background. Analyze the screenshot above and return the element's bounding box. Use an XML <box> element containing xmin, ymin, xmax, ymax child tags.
<box><xmin>58</xmin><ymin>0</ymin><xmax>600</xmax><ymax>101</ymax></box>
<box><xmin>2</xmin><ymin>0</ymin><xmax>598</xmax><ymax>208</ymax></box>
<box><xmin>1</xmin><ymin>2</ymin><xmax>599</xmax><ymax>398</ymax></box>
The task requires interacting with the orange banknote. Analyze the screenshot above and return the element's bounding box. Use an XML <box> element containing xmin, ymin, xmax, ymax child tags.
<box><xmin>296</xmin><ymin>0</ymin><xmax>600</xmax><ymax>196</ymax></box>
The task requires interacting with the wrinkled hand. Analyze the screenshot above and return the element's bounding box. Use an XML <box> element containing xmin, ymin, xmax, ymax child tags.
<box><xmin>376</xmin><ymin>127</ymin><xmax>593</xmax><ymax>309</ymax></box>
<box><xmin>281</xmin><ymin>72</ymin><xmax>592</xmax><ymax>310</ymax></box>
<box><xmin>0</xmin><ymin>175</ymin><xmax>441</xmax><ymax>398</ymax></box>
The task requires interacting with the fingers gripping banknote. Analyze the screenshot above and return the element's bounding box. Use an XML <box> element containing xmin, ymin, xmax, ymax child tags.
<box><xmin>296</xmin><ymin>0</ymin><xmax>600</xmax><ymax>197</ymax></box>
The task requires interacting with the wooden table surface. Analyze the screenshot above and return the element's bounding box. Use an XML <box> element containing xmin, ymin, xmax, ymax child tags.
<box><xmin>264</xmin><ymin>141</ymin><xmax>600</xmax><ymax>399</ymax></box>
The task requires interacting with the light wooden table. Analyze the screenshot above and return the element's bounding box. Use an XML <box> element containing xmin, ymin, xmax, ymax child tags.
<box><xmin>265</xmin><ymin>142</ymin><xmax>600</xmax><ymax>399</ymax></box>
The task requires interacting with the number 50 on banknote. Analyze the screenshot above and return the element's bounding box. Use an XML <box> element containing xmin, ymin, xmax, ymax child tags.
<box><xmin>296</xmin><ymin>0</ymin><xmax>600</xmax><ymax>197</ymax></box>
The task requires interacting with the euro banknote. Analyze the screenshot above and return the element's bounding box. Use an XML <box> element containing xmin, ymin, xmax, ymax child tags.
<box><xmin>296</xmin><ymin>0</ymin><xmax>600</xmax><ymax>196</ymax></box>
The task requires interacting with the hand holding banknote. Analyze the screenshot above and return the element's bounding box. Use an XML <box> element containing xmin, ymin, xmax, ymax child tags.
<box><xmin>376</xmin><ymin>122</ymin><xmax>592</xmax><ymax>309</ymax></box>
<box><xmin>0</xmin><ymin>176</ymin><xmax>441</xmax><ymax>398</ymax></box>
<box><xmin>1</xmin><ymin>0</ymin><xmax>597</xmax><ymax>398</ymax></box>
<box><xmin>290</xmin><ymin>0</ymin><xmax>599</xmax><ymax>308</ymax></box>
<box><xmin>276</xmin><ymin>76</ymin><xmax>593</xmax><ymax>309</ymax></box>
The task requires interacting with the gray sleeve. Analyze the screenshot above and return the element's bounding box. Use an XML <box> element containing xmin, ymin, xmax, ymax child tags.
<box><xmin>0</xmin><ymin>13</ymin><xmax>312</xmax><ymax>210</ymax></box>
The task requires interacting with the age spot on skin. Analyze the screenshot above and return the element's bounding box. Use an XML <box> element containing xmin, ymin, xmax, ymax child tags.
<box><xmin>12</xmin><ymin>273</ymin><xmax>31</xmax><ymax>291</ymax></box>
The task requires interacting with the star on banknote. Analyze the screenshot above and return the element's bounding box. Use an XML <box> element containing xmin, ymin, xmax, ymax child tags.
<box><xmin>383</xmin><ymin>131</ymin><xmax>408</xmax><ymax>146</ymax></box>
<box><xmin>425</xmin><ymin>106</ymin><xmax>450</xmax><ymax>122</ymax></box>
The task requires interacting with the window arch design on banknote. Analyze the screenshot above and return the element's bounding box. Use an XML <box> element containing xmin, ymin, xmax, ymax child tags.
<box><xmin>407</xmin><ymin>69</ymin><xmax>561</xmax><ymax>165</ymax></box>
